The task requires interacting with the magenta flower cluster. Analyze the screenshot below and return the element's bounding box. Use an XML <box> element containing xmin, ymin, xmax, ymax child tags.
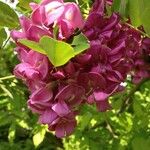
<box><xmin>11</xmin><ymin>0</ymin><xmax>150</xmax><ymax>138</ymax></box>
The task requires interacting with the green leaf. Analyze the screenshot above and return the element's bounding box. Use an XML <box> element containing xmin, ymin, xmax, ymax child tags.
<box><xmin>139</xmin><ymin>0</ymin><xmax>150</xmax><ymax>36</ymax></box>
<box><xmin>80</xmin><ymin>112</ymin><xmax>92</xmax><ymax>131</ymax></box>
<box><xmin>133</xmin><ymin>101</ymin><xmax>143</xmax><ymax>117</ymax></box>
<box><xmin>8</xmin><ymin>123</ymin><xmax>16</xmax><ymax>144</ymax></box>
<box><xmin>0</xmin><ymin>112</ymin><xmax>12</xmax><ymax>127</ymax></box>
<box><xmin>132</xmin><ymin>137</ymin><xmax>150</xmax><ymax>150</ymax></box>
<box><xmin>128</xmin><ymin>0</ymin><xmax>150</xmax><ymax>36</ymax></box>
<box><xmin>33</xmin><ymin>0</ymin><xmax>41</xmax><ymax>3</ymax></box>
<box><xmin>17</xmin><ymin>0</ymin><xmax>41</xmax><ymax>10</ymax></box>
<box><xmin>19</xmin><ymin>39</ymin><xmax>46</xmax><ymax>55</ymax></box>
<box><xmin>18</xmin><ymin>0</ymin><xmax>32</xmax><ymax>10</ymax></box>
<box><xmin>16</xmin><ymin>119</ymin><xmax>30</xmax><ymax>130</ymax></box>
<box><xmin>19</xmin><ymin>35</ymin><xmax>89</xmax><ymax>67</ymax></box>
<box><xmin>71</xmin><ymin>33</ymin><xmax>90</xmax><ymax>55</ymax></box>
<box><xmin>0</xmin><ymin>84</ymin><xmax>13</xmax><ymax>99</ymax></box>
<box><xmin>112</xmin><ymin>0</ymin><xmax>121</xmax><ymax>11</ymax></box>
<box><xmin>112</xmin><ymin>0</ymin><xmax>129</xmax><ymax>17</ymax></box>
<box><xmin>0</xmin><ymin>28</ymin><xmax>7</xmax><ymax>48</ymax></box>
<box><xmin>119</xmin><ymin>0</ymin><xmax>129</xmax><ymax>17</ymax></box>
<box><xmin>128</xmin><ymin>0</ymin><xmax>141</xmax><ymax>27</ymax></box>
<box><xmin>40</xmin><ymin>36</ymin><xmax>75</xmax><ymax>67</ymax></box>
<box><xmin>33</xmin><ymin>127</ymin><xmax>46</xmax><ymax>147</ymax></box>
<box><xmin>0</xmin><ymin>1</ymin><xmax>19</xmax><ymax>28</ymax></box>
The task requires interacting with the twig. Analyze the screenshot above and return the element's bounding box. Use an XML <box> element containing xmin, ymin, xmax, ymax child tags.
<box><xmin>90</xmin><ymin>116</ymin><xmax>118</xmax><ymax>138</ymax></box>
<box><xmin>118</xmin><ymin>78</ymin><xmax>149</xmax><ymax>114</ymax></box>
<box><xmin>1</xmin><ymin>36</ymin><xmax>11</xmax><ymax>50</ymax></box>
<box><xmin>104</xmin><ymin>113</ymin><xmax>118</xmax><ymax>138</ymax></box>
<box><xmin>125</xmin><ymin>23</ymin><xmax>149</xmax><ymax>37</ymax></box>
<box><xmin>105</xmin><ymin>120</ymin><xmax>118</xmax><ymax>138</ymax></box>
<box><xmin>0</xmin><ymin>75</ymin><xmax>15</xmax><ymax>81</ymax></box>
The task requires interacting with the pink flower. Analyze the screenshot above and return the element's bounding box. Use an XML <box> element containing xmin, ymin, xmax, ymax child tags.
<box><xmin>52</xmin><ymin>101</ymin><xmax>70</xmax><ymax>117</ymax></box>
<box><xmin>11</xmin><ymin>16</ymin><xmax>51</xmax><ymax>42</ymax></box>
<box><xmin>28</xmin><ymin>85</ymin><xmax>53</xmax><ymax>114</ymax></box>
<box><xmin>14</xmin><ymin>63</ymin><xmax>40</xmax><ymax>81</ymax></box>
<box><xmin>82</xmin><ymin>0</ymin><xmax>142</xmax><ymax>111</ymax></box>
<box><xmin>48</xmin><ymin>112</ymin><xmax>77</xmax><ymax>138</ymax></box>
<box><xmin>39</xmin><ymin>109</ymin><xmax>58</xmax><ymax>124</ymax></box>
<box><xmin>14</xmin><ymin>51</ymin><xmax>49</xmax><ymax>81</ymax></box>
<box><xmin>30</xmin><ymin>0</ymin><xmax>84</xmax><ymax>38</ymax></box>
<box><xmin>11</xmin><ymin>0</ymin><xmax>150</xmax><ymax>138</ymax></box>
<box><xmin>54</xmin><ymin>84</ymin><xmax>85</xmax><ymax>107</ymax></box>
<box><xmin>10</xmin><ymin>0</ymin><xmax>84</xmax><ymax>138</ymax></box>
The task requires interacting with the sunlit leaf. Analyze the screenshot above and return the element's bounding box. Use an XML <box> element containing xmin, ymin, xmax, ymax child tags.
<box><xmin>71</xmin><ymin>33</ymin><xmax>90</xmax><ymax>55</ymax></box>
<box><xmin>33</xmin><ymin>127</ymin><xmax>46</xmax><ymax>147</ymax></box>
<box><xmin>19</xmin><ymin>39</ymin><xmax>46</xmax><ymax>54</ymax></box>
<box><xmin>80</xmin><ymin>112</ymin><xmax>92</xmax><ymax>131</ymax></box>
<box><xmin>18</xmin><ymin>0</ymin><xmax>32</xmax><ymax>10</ymax></box>
<box><xmin>40</xmin><ymin>36</ymin><xmax>75</xmax><ymax>67</ymax></box>
<box><xmin>8</xmin><ymin>123</ymin><xmax>16</xmax><ymax>144</ymax></box>
<box><xmin>0</xmin><ymin>84</ymin><xmax>13</xmax><ymax>98</ymax></box>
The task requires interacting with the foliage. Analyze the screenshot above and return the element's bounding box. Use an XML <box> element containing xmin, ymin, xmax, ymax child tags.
<box><xmin>19</xmin><ymin>34</ymin><xmax>89</xmax><ymax>67</ymax></box>
<box><xmin>0</xmin><ymin>0</ymin><xmax>150</xmax><ymax>149</ymax></box>
<box><xmin>112</xmin><ymin>0</ymin><xmax>150</xmax><ymax>36</ymax></box>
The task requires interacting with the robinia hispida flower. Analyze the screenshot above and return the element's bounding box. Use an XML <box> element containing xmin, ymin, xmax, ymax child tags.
<box><xmin>11</xmin><ymin>0</ymin><xmax>150</xmax><ymax>138</ymax></box>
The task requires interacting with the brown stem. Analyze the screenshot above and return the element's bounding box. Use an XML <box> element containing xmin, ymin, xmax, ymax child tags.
<box><xmin>125</xmin><ymin>23</ymin><xmax>149</xmax><ymax>37</ymax></box>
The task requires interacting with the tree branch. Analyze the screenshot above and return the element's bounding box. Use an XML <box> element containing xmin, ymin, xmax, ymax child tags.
<box><xmin>118</xmin><ymin>78</ymin><xmax>150</xmax><ymax>114</ymax></box>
